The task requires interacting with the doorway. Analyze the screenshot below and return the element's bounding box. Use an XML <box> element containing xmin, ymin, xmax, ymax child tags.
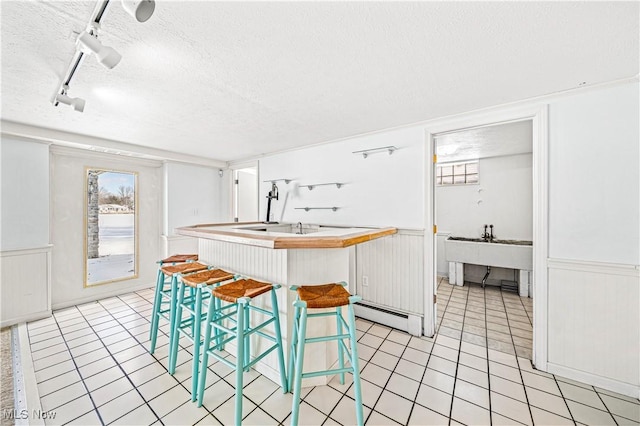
<box><xmin>433</xmin><ymin>120</ymin><xmax>534</xmax><ymax>360</ymax></box>
<box><xmin>424</xmin><ymin>105</ymin><xmax>549</xmax><ymax>371</ymax></box>
<box><xmin>233</xmin><ymin>166</ymin><xmax>258</xmax><ymax>222</ymax></box>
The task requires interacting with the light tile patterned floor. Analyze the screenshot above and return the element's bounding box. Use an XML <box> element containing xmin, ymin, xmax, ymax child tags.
<box><xmin>24</xmin><ymin>285</ymin><xmax>639</xmax><ymax>425</ymax></box>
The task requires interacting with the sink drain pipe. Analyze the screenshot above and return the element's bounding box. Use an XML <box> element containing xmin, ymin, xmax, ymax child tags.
<box><xmin>481</xmin><ymin>266</ymin><xmax>491</xmax><ymax>288</ymax></box>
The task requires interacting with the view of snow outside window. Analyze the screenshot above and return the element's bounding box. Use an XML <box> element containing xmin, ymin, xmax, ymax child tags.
<box><xmin>86</xmin><ymin>170</ymin><xmax>136</xmax><ymax>285</ymax></box>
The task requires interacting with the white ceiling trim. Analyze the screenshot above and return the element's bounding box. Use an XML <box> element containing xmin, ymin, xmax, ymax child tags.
<box><xmin>1</xmin><ymin>120</ymin><xmax>227</xmax><ymax>168</ymax></box>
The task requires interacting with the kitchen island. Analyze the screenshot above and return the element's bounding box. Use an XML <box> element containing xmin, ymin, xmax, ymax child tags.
<box><xmin>176</xmin><ymin>222</ymin><xmax>397</xmax><ymax>386</ymax></box>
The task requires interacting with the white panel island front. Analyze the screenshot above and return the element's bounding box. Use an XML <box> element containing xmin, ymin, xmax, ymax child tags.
<box><xmin>176</xmin><ymin>222</ymin><xmax>396</xmax><ymax>386</ymax></box>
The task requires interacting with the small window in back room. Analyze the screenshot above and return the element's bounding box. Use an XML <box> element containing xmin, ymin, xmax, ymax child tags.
<box><xmin>436</xmin><ymin>160</ymin><xmax>479</xmax><ymax>185</ymax></box>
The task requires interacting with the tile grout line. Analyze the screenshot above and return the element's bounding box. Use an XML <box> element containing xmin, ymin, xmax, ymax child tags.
<box><xmin>85</xmin><ymin>297</ymin><xmax>165</xmax><ymax>425</ymax></box>
<box><xmin>482</xmin><ymin>283</ymin><xmax>494</xmax><ymax>425</ymax></box>
<box><xmin>404</xmin><ymin>277</ymin><xmax>444</xmax><ymax>425</ymax></box>
<box><xmin>447</xmin><ymin>284</ymin><xmax>470</xmax><ymax>425</ymax></box>
<box><xmin>48</xmin><ymin>307</ymin><xmax>107</xmax><ymax>426</ymax></box>
<box><xmin>592</xmin><ymin>384</ymin><xmax>620</xmax><ymax>425</ymax></box>
<box><xmin>501</xmin><ymin>288</ymin><xmax>535</xmax><ymax>426</ymax></box>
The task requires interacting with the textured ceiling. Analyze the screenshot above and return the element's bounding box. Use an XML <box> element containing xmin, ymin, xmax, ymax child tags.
<box><xmin>1</xmin><ymin>1</ymin><xmax>638</xmax><ymax>162</ymax></box>
<box><xmin>436</xmin><ymin>120</ymin><xmax>532</xmax><ymax>163</ymax></box>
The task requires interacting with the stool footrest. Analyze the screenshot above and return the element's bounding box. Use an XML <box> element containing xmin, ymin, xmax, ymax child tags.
<box><xmin>301</xmin><ymin>367</ymin><xmax>354</xmax><ymax>379</ymax></box>
<box><xmin>305</xmin><ymin>333</ymin><xmax>351</xmax><ymax>344</ymax></box>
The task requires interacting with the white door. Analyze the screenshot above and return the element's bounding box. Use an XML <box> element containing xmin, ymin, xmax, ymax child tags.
<box><xmin>235</xmin><ymin>168</ymin><xmax>258</xmax><ymax>222</ymax></box>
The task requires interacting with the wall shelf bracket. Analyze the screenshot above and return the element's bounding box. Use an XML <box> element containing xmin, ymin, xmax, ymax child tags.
<box><xmin>263</xmin><ymin>178</ymin><xmax>292</xmax><ymax>184</ymax></box>
<box><xmin>295</xmin><ymin>207</ymin><xmax>339</xmax><ymax>212</ymax></box>
<box><xmin>299</xmin><ymin>182</ymin><xmax>343</xmax><ymax>190</ymax></box>
<box><xmin>352</xmin><ymin>146</ymin><xmax>397</xmax><ymax>159</ymax></box>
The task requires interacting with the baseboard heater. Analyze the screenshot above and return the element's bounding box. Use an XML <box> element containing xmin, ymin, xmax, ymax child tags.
<box><xmin>354</xmin><ymin>301</ymin><xmax>423</xmax><ymax>336</ymax></box>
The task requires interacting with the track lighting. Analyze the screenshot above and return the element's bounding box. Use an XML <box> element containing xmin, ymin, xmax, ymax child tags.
<box><xmin>52</xmin><ymin>0</ymin><xmax>156</xmax><ymax>111</ymax></box>
<box><xmin>52</xmin><ymin>85</ymin><xmax>86</xmax><ymax>112</ymax></box>
<box><xmin>76</xmin><ymin>28</ymin><xmax>122</xmax><ymax>69</ymax></box>
<box><xmin>122</xmin><ymin>0</ymin><xmax>155</xmax><ymax>22</ymax></box>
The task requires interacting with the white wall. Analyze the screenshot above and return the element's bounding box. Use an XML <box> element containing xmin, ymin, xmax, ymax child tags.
<box><xmin>549</xmin><ymin>83</ymin><xmax>639</xmax><ymax>265</ymax></box>
<box><xmin>0</xmin><ymin>138</ymin><xmax>50</xmax><ymax>250</ymax></box>
<box><xmin>163</xmin><ymin>162</ymin><xmax>231</xmax><ymax>236</ymax></box>
<box><xmin>50</xmin><ymin>147</ymin><xmax>162</xmax><ymax>308</ymax></box>
<box><xmin>258</xmin><ymin>126</ymin><xmax>424</xmax><ymax>228</ymax></box>
<box><xmin>437</xmin><ymin>154</ymin><xmax>533</xmax><ymax>240</ymax></box>
<box><xmin>436</xmin><ymin>153</ymin><xmax>533</xmax><ymax>277</ymax></box>
<box><xmin>545</xmin><ymin>82</ymin><xmax>639</xmax><ymax>397</ymax></box>
<box><xmin>0</xmin><ymin>137</ymin><xmax>52</xmax><ymax>326</ymax></box>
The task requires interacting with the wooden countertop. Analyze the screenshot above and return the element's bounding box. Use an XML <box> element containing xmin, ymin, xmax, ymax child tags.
<box><xmin>176</xmin><ymin>222</ymin><xmax>397</xmax><ymax>249</ymax></box>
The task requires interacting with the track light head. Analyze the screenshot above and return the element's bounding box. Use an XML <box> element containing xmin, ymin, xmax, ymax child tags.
<box><xmin>53</xmin><ymin>86</ymin><xmax>85</xmax><ymax>112</ymax></box>
<box><xmin>122</xmin><ymin>0</ymin><xmax>155</xmax><ymax>22</ymax></box>
<box><xmin>76</xmin><ymin>30</ymin><xmax>122</xmax><ymax>69</ymax></box>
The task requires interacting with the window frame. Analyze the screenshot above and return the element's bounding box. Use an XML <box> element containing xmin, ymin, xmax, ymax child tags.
<box><xmin>436</xmin><ymin>160</ymin><xmax>479</xmax><ymax>186</ymax></box>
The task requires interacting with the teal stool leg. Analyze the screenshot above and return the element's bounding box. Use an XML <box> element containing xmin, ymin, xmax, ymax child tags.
<box><xmin>196</xmin><ymin>291</ymin><xmax>216</xmax><ymax>408</ymax></box>
<box><xmin>347</xmin><ymin>298</ymin><xmax>364</xmax><ymax>426</ymax></box>
<box><xmin>271</xmin><ymin>287</ymin><xmax>288</xmax><ymax>393</ymax></box>
<box><xmin>336</xmin><ymin>305</ymin><xmax>346</xmax><ymax>385</ymax></box>
<box><xmin>190</xmin><ymin>285</ymin><xmax>203</xmax><ymax>401</ymax></box>
<box><xmin>167</xmin><ymin>274</ymin><xmax>180</xmax><ymax>366</ymax></box>
<box><xmin>169</xmin><ymin>280</ymin><xmax>185</xmax><ymax>374</ymax></box>
<box><xmin>244</xmin><ymin>304</ymin><xmax>250</xmax><ymax>371</ymax></box>
<box><xmin>290</xmin><ymin>301</ymin><xmax>308</xmax><ymax>426</ymax></box>
<box><xmin>235</xmin><ymin>299</ymin><xmax>248</xmax><ymax>426</ymax></box>
<box><xmin>287</xmin><ymin>303</ymin><xmax>301</xmax><ymax>393</ymax></box>
<box><xmin>149</xmin><ymin>269</ymin><xmax>164</xmax><ymax>351</ymax></box>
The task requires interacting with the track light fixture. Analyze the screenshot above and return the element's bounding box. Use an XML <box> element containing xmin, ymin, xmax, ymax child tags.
<box><xmin>76</xmin><ymin>26</ymin><xmax>122</xmax><ymax>69</ymax></box>
<box><xmin>122</xmin><ymin>0</ymin><xmax>155</xmax><ymax>23</ymax></box>
<box><xmin>51</xmin><ymin>0</ymin><xmax>156</xmax><ymax>112</ymax></box>
<box><xmin>52</xmin><ymin>85</ymin><xmax>86</xmax><ymax>112</ymax></box>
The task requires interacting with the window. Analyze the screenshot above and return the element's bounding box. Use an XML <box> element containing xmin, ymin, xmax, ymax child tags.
<box><xmin>85</xmin><ymin>168</ymin><xmax>138</xmax><ymax>286</ymax></box>
<box><xmin>436</xmin><ymin>161</ymin><xmax>479</xmax><ymax>185</ymax></box>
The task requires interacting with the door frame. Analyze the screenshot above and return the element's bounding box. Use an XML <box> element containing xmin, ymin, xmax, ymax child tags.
<box><xmin>230</xmin><ymin>161</ymin><xmax>259</xmax><ymax>222</ymax></box>
<box><xmin>424</xmin><ymin>104</ymin><xmax>549</xmax><ymax>370</ymax></box>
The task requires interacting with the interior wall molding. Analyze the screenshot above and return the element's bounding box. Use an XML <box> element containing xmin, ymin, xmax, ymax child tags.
<box><xmin>50</xmin><ymin>144</ymin><xmax>163</xmax><ymax>168</ymax></box>
<box><xmin>548</xmin><ymin>257</ymin><xmax>640</xmax><ymax>277</ymax></box>
<box><xmin>1</xmin><ymin>120</ymin><xmax>227</xmax><ymax>168</ymax></box>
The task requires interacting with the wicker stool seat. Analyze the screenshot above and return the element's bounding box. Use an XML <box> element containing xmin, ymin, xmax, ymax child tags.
<box><xmin>288</xmin><ymin>282</ymin><xmax>363</xmax><ymax>426</ymax></box>
<box><xmin>181</xmin><ymin>268</ymin><xmax>234</xmax><ymax>287</ymax></box>
<box><xmin>150</xmin><ymin>257</ymin><xmax>208</xmax><ymax>364</ymax></box>
<box><xmin>212</xmin><ymin>278</ymin><xmax>274</xmax><ymax>303</ymax></box>
<box><xmin>295</xmin><ymin>283</ymin><xmax>352</xmax><ymax>308</ymax></box>
<box><xmin>160</xmin><ymin>261</ymin><xmax>208</xmax><ymax>276</ymax></box>
<box><xmin>160</xmin><ymin>254</ymin><xmax>198</xmax><ymax>264</ymax></box>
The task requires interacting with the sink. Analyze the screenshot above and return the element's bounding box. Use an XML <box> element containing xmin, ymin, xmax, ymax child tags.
<box><xmin>447</xmin><ymin>236</ymin><xmax>532</xmax><ymax>246</ymax></box>
<box><xmin>445</xmin><ymin>236</ymin><xmax>533</xmax><ymax>270</ymax></box>
<box><xmin>242</xmin><ymin>224</ymin><xmax>319</xmax><ymax>235</ymax></box>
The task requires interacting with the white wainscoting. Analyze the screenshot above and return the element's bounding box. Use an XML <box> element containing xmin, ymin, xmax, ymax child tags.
<box><xmin>1</xmin><ymin>246</ymin><xmax>52</xmax><ymax>327</ymax></box>
<box><xmin>197</xmin><ymin>239</ymin><xmax>352</xmax><ymax>386</ymax></box>
<box><xmin>355</xmin><ymin>229</ymin><xmax>425</xmax><ymax>316</ymax></box>
<box><xmin>547</xmin><ymin>258</ymin><xmax>640</xmax><ymax>398</ymax></box>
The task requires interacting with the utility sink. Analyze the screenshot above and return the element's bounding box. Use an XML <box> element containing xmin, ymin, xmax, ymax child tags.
<box><xmin>445</xmin><ymin>236</ymin><xmax>533</xmax><ymax>270</ymax></box>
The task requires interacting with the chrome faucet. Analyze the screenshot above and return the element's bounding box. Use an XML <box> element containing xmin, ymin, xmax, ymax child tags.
<box><xmin>481</xmin><ymin>224</ymin><xmax>490</xmax><ymax>242</ymax></box>
<box><xmin>481</xmin><ymin>224</ymin><xmax>495</xmax><ymax>242</ymax></box>
<box><xmin>296</xmin><ymin>222</ymin><xmax>303</xmax><ymax>234</ymax></box>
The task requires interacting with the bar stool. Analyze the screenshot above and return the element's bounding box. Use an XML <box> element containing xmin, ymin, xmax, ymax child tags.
<box><xmin>150</xmin><ymin>255</ymin><xmax>198</xmax><ymax>340</ymax></box>
<box><xmin>168</xmin><ymin>268</ymin><xmax>236</xmax><ymax>400</ymax></box>
<box><xmin>149</xmin><ymin>257</ymin><xmax>208</xmax><ymax>360</ymax></box>
<box><xmin>196</xmin><ymin>278</ymin><xmax>288</xmax><ymax>425</ymax></box>
<box><xmin>288</xmin><ymin>282</ymin><xmax>363</xmax><ymax>426</ymax></box>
